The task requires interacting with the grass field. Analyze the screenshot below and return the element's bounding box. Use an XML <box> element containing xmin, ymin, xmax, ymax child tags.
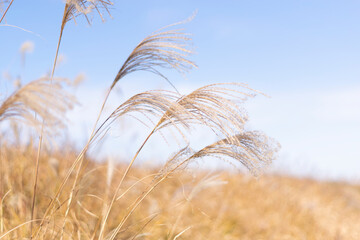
<box><xmin>1</xmin><ymin>1</ymin><xmax>360</xmax><ymax>239</ymax></box>
<box><xmin>1</xmin><ymin>144</ymin><xmax>360</xmax><ymax>239</ymax></box>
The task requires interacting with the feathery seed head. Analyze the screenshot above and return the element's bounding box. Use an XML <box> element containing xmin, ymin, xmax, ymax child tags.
<box><xmin>92</xmin><ymin>83</ymin><xmax>262</xmax><ymax>150</ymax></box>
<box><xmin>61</xmin><ymin>0</ymin><xmax>112</xmax><ymax>27</ymax></box>
<box><xmin>111</xmin><ymin>24</ymin><xmax>197</xmax><ymax>90</ymax></box>
<box><xmin>0</xmin><ymin>77</ymin><xmax>76</xmax><ymax>135</ymax></box>
<box><xmin>162</xmin><ymin>132</ymin><xmax>280</xmax><ymax>177</ymax></box>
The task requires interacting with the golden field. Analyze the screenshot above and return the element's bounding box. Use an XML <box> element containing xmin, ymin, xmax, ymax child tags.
<box><xmin>1</xmin><ymin>144</ymin><xmax>359</xmax><ymax>239</ymax></box>
<box><xmin>1</xmin><ymin>1</ymin><xmax>360</xmax><ymax>239</ymax></box>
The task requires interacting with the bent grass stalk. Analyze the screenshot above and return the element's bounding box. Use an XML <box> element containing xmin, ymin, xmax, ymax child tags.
<box><xmin>0</xmin><ymin>219</ymin><xmax>42</xmax><ymax>239</ymax></box>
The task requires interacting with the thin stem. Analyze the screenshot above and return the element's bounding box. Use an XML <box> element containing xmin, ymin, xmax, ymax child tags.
<box><xmin>30</xmin><ymin>124</ymin><xmax>43</xmax><ymax>239</ymax></box>
<box><xmin>33</xmin><ymin>5</ymin><xmax>69</xmax><ymax>237</ymax></box>
<box><xmin>50</xmin><ymin>4</ymin><xmax>68</xmax><ymax>83</ymax></box>
<box><xmin>0</xmin><ymin>219</ymin><xmax>42</xmax><ymax>239</ymax></box>
<box><xmin>0</xmin><ymin>0</ymin><xmax>14</xmax><ymax>24</ymax></box>
<box><xmin>59</xmin><ymin>159</ymin><xmax>84</xmax><ymax>240</ymax></box>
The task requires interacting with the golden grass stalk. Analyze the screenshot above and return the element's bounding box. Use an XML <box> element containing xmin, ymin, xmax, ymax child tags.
<box><xmin>0</xmin><ymin>0</ymin><xmax>14</xmax><ymax>23</ymax></box>
<box><xmin>30</xmin><ymin>123</ymin><xmax>43</xmax><ymax>238</ymax></box>
<box><xmin>0</xmin><ymin>219</ymin><xmax>42</xmax><ymax>239</ymax></box>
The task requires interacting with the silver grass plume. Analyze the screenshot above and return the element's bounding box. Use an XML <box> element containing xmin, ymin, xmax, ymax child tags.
<box><xmin>90</xmin><ymin>90</ymin><xmax>182</xmax><ymax>144</ymax></box>
<box><xmin>63</xmin><ymin>0</ymin><xmax>112</xmax><ymax>25</ymax></box>
<box><xmin>110</xmin><ymin>22</ymin><xmax>197</xmax><ymax>90</ymax></box>
<box><xmin>56</xmin><ymin>0</ymin><xmax>112</xmax><ymax>59</ymax></box>
<box><xmin>161</xmin><ymin>131</ymin><xmax>280</xmax><ymax>177</ymax></box>
<box><xmin>156</xmin><ymin>83</ymin><xmax>259</xmax><ymax>138</ymax></box>
<box><xmin>0</xmin><ymin>77</ymin><xmax>75</xmax><ymax>133</ymax></box>
<box><xmin>92</xmin><ymin>83</ymin><xmax>259</xmax><ymax>145</ymax></box>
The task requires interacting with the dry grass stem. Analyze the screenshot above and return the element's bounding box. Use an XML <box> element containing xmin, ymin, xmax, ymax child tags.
<box><xmin>0</xmin><ymin>0</ymin><xmax>14</xmax><ymax>23</ymax></box>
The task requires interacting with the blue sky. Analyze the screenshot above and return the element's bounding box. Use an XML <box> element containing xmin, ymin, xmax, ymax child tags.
<box><xmin>1</xmin><ymin>1</ymin><xmax>360</xmax><ymax>181</ymax></box>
